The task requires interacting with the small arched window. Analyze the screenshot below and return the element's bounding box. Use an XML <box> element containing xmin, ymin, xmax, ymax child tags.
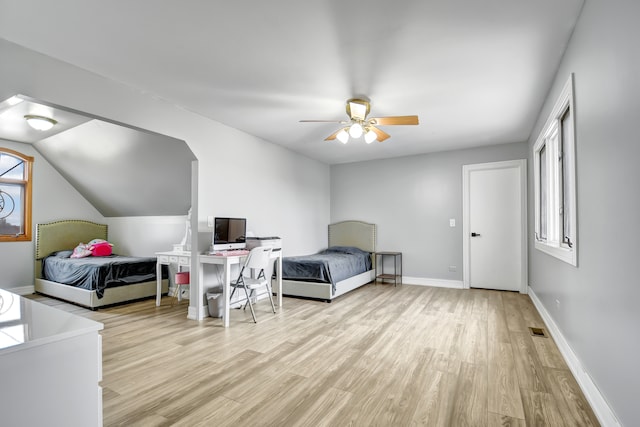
<box><xmin>0</xmin><ymin>147</ymin><xmax>33</xmax><ymax>242</ymax></box>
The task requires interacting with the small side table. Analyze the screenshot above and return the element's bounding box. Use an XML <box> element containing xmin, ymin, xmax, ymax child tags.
<box><xmin>375</xmin><ymin>252</ymin><xmax>402</xmax><ymax>286</ymax></box>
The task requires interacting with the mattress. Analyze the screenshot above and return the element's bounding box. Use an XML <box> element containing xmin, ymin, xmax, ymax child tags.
<box><xmin>42</xmin><ymin>251</ymin><xmax>163</xmax><ymax>298</ymax></box>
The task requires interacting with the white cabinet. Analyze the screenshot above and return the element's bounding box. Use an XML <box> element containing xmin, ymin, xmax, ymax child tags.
<box><xmin>0</xmin><ymin>289</ymin><xmax>103</xmax><ymax>427</ymax></box>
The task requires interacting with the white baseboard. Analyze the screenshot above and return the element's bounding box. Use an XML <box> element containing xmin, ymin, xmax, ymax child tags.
<box><xmin>528</xmin><ymin>286</ymin><xmax>621</xmax><ymax>427</ymax></box>
<box><xmin>402</xmin><ymin>276</ymin><xmax>464</xmax><ymax>289</ymax></box>
<box><xmin>4</xmin><ymin>285</ymin><xmax>35</xmax><ymax>295</ymax></box>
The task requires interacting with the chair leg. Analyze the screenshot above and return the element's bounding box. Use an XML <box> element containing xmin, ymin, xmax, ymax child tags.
<box><xmin>265</xmin><ymin>283</ymin><xmax>276</xmax><ymax>314</ymax></box>
<box><xmin>243</xmin><ymin>289</ymin><xmax>255</xmax><ymax>310</ymax></box>
<box><xmin>243</xmin><ymin>286</ymin><xmax>257</xmax><ymax>323</ymax></box>
<box><xmin>171</xmin><ymin>284</ymin><xmax>190</xmax><ymax>307</ymax></box>
<box><xmin>240</xmin><ymin>286</ymin><xmax>249</xmax><ymax>306</ymax></box>
<box><xmin>171</xmin><ymin>284</ymin><xmax>180</xmax><ymax>306</ymax></box>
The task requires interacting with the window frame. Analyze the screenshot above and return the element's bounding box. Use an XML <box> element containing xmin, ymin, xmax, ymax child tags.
<box><xmin>0</xmin><ymin>147</ymin><xmax>33</xmax><ymax>242</ymax></box>
<box><xmin>533</xmin><ymin>74</ymin><xmax>577</xmax><ymax>266</ymax></box>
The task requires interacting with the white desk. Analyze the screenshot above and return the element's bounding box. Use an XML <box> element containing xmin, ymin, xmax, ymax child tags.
<box><xmin>155</xmin><ymin>250</ymin><xmax>283</xmax><ymax>327</ymax></box>
<box><xmin>155</xmin><ymin>251</ymin><xmax>190</xmax><ymax>307</ymax></box>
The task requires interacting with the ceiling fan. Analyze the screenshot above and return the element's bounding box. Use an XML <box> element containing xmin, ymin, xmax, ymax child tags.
<box><xmin>300</xmin><ymin>98</ymin><xmax>419</xmax><ymax>144</ymax></box>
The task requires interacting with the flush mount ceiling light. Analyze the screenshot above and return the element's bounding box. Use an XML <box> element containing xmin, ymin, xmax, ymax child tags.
<box><xmin>24</xmin><ymin>114</ymin><xmax>58</xmax><ymax>131</ymax></box>
<box><xmin>300</xmin><ymin>98</ymin><xmax>419</xmax><ymax>144</ymax></box>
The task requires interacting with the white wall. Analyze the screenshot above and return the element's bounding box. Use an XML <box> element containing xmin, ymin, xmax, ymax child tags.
<box><xmin>0</xmin><ymin>39</ymin><xmax>330</xmax><ymax>292</ymax></box>
<box><xmin>331</xmin><ymin>142</ymin><xmax>527</xmax><ymax>283</ymax></box>
<box><xmin>527</xmin><ymin>0</ymin><xmax>640</xmax><ymax>425</ymax></box>
<box><xmin>194</xmin><ymin>121</ymin><xmax>329</xmax><ymax>256</ymax></box>
<box><xmin>105</xmin><ymin>216</ymin><xmax>185</xmax><ymax>257</ymax></box>
<box><xmin>0</xmin><ymin>139</ymin><xmax>103</xmax><ymax>291</ymax></box>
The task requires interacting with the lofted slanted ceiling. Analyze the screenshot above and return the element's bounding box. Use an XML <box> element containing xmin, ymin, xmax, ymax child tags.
<box><xmin>0</xmin><ymin>0</ymin><xmax>584</xmax><ymax>165</ymax></box>
<box><xmin>0</xmin><ymin>97</ymin><xmax>195</xmax><ymax>217</ymax></box>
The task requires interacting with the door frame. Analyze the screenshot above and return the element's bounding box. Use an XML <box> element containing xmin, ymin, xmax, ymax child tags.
<box><xmin>462</xmin><ymin>159</ymin><xmax>528</xmax><ymax>293</ymax></box>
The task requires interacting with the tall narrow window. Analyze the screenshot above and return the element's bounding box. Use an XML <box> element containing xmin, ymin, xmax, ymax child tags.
<box><xmin>0</xmin><ymin>148</ymin><xmax>33</xmax><ymax>242</ymax></box>
<box><xmin>533</xmin><ymin>74</ymin><xmax>577</xmax><ymax>265</ymax></box>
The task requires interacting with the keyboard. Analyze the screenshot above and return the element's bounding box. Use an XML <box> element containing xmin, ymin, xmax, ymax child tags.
<box><xmin>209</xmin><ymin>249</ymin><xmax>250</xmax><ymax>257</ymax></box>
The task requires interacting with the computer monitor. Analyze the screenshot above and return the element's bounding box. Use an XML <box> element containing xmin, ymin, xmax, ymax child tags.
<box><xmin>212</xmin><ymin>217</ymin><xmax>247</xmax><ymax>251</ymax></box>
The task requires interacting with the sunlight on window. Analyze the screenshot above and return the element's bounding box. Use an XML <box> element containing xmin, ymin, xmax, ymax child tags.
<box><xmin>0</xmin><ymin>148</ymin><xmax>32</xmax><ymax>241</ymax></box>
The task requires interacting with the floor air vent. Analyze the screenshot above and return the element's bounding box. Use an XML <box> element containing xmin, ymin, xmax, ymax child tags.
<box><xmin>529</xmin><ymin>327</ymin><xmax>548</xmax><ymax>338</ymax></box>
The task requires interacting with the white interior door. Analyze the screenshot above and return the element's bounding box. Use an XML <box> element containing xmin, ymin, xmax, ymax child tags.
<box><xmin>463</xmin><ymin>160</ymin><xmax>527</xmax><ymax>292</ymax></box>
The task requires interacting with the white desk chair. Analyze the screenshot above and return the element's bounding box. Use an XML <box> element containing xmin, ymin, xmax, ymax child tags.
<box><xmin>230</xmin><ymin>246</ymin><xmax>275</xmax><ymax>323</ymax></box>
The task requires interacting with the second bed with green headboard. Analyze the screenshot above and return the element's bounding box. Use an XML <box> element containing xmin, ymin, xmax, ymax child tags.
<box><xmin>34</xmin><ymin>219</ymin><xmax>168</xmax><ymax>309</ymax></box>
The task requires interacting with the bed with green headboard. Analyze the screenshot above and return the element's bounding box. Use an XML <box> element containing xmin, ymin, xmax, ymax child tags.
<box><xmin>34</xmin><ymin>219</ymin><xmax>168</xmax><ymax>309</ymax></box>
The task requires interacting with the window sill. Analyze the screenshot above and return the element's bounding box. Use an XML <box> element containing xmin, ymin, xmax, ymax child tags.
<box><xmin>535</xmin><ymin>240</ymin><xmax>577</xmax><ymax>266</ymax></box>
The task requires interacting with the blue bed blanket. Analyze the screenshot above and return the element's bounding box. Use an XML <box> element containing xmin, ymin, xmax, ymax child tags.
<box><xmin>281</xmin><ymin>246</ymin><xmax>372</xmax><ymax>294</ymax></box>
<box><xmin>42</xmin><ymin>251</ymin><xmax>164</xmax><ymax>299</ymax></box>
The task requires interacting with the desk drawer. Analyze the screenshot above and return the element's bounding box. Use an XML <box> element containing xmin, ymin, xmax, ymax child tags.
<box><xmin>157</xmin><ymin>253</ymin><xmax>191</xmax><ymax>266</ymax></box>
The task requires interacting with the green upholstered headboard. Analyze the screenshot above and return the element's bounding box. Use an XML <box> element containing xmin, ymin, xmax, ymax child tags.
<box><xmin>35</xmin><ymin>220</ymin><xmax>108</xmax><ymax>260</ymax></box>
<box><xmin>328</xmin><ymin>220</ymin><xmax>376</xmax><ymax>253</ymax></box>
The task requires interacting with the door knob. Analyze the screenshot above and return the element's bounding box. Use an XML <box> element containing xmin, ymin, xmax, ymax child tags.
<box><xmin>471</xmin><ymin>232</ymin><xmax>481</xmax><ymax>237</ymax></box>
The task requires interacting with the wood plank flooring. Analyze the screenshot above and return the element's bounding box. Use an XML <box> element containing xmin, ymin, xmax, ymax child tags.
<box><xmin>27</xmin><ymin>284</ymin><xmax>599</xmax><ymax>426</ymax></box>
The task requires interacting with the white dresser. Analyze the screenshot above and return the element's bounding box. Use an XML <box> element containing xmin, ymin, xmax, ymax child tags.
<box><xmin>0</xmin><ymin>289</ymin><xmax>104</xmax><ymax>427</ymax></box>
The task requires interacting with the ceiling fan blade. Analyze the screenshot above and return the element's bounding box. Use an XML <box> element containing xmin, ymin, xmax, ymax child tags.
<box><xmin>300</xmin><ymin>119</ymin><xmax>345</xmax><ymax>123</ymax></box>
<box><xmin>369</xmin><ymin>125</ymin><xmax>390</xmax><ymax>142</ymax></box>
<box><xmin>370</xmin><ymin>115</ymin><xmax>419</xmax><ymax>126</ymax></box>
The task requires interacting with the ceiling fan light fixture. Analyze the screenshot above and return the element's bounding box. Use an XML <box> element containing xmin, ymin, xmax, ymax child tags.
<box><xmin>347</xmin><ymin>99</ymin><xmax>369</xmax><ymax>120</ymax></box>
<box><xmin>349</xmin><ymin>122</ymin><xmax>363</xmax><ymax>138</ymax></box>
<box><xmin>336</xmin><ymin>128</ymin><xmax>349</xmax><ymax>144</ymax></box>
<box><xmin>364</xmin><ymin>129</ymin><xmax>377</xmax><ymax>144</ymax></box>
<box><xmin>301</xmin><ymin>97</ymin><xmax>418</xmax><ymax>144</ymax></box>
<box><xmin>24</xmin><ymin>114</ymin><xmax>57</xmax><ymax>131</ymax></box>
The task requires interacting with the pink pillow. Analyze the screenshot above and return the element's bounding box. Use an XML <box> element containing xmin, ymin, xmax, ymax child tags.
<box><xmin>87</xmin><ymin>239</ymin><xmax>113</xmax><ymax>257</ymax></box>
<box><xmin>91</xmin><ymin>242</ymin><xmax>112</xmax><ymax>256</ymax></box>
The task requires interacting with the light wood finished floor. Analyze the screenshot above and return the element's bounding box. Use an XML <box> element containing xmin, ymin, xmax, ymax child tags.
<box><xmin>28</xmin><ymin>284</ymin><xmax>599</xmax><ymax>426</ymax></box>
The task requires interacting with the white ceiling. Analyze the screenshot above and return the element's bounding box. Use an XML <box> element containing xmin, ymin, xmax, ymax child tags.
<box><xmin>0</xmin><ymin>0</ymin><xmax>584</xmax><ymax>165</ymax></box>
